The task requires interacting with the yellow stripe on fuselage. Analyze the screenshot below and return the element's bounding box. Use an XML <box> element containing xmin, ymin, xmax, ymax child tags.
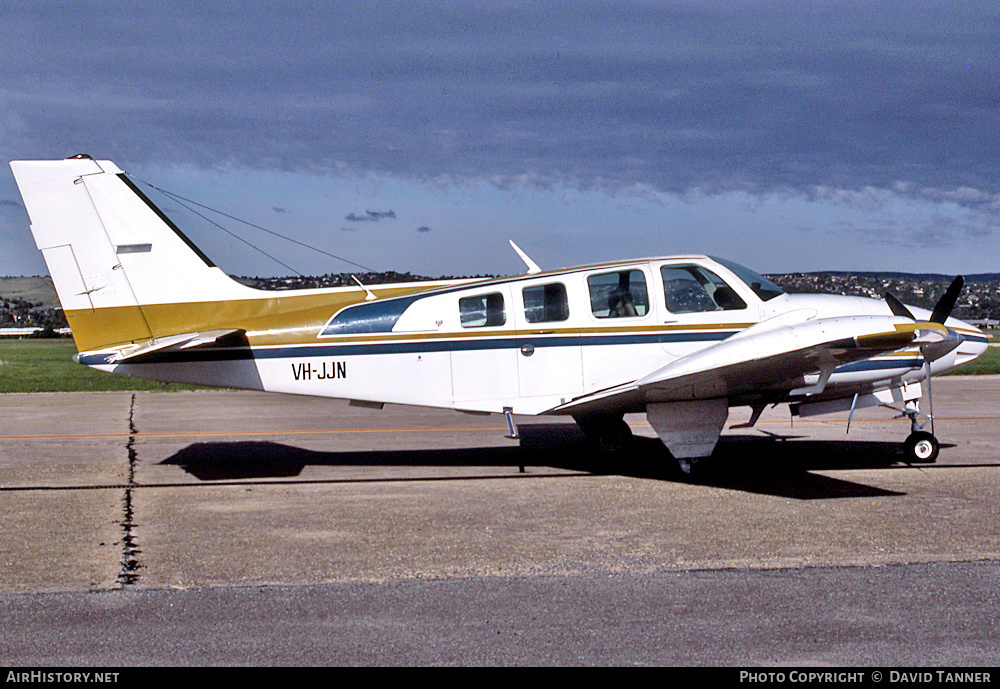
<box><xmin>64</xmin><ymin>283</ymin><xmax>453</xmax><ymax>352</ymax></box>
<box><xmin>67</xmin><ymin>287</ymin><xmax>754</xmax><ymax>355</ymax></box>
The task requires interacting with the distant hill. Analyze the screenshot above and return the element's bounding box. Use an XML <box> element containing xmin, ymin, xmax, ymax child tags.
<box><xmin>3</xmin><ymin>268</ymin><xmax>998</xmax><ymax>312</ymax></box>
<box><xmin>0</xmin><ymin>277</ymin><xmax>60</xmax><ymax>308</ymax></box>
<box><xmin>788</xmin><ymin>271</ymin><xmax>1000</xmax><ymax>283</ymax></box>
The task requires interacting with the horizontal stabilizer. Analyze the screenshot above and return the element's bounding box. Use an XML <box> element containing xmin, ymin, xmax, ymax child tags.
<box><xmin>101</xmin><ymin>329</ymin><xmax>247</xmax><ymax>363</ymax></box>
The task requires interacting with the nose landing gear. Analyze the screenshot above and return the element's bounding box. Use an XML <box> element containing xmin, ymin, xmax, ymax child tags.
<box><xmin>883</xmin><ymin>277</ymin><xmax>965</xmax><ymax>466</ymax></box>
<box><xmin>899</xmin><ymin>400</ymin><xmax>939</xmax><ymax>464</ymax></box>
<box><xmin>905</xmin><ymin>431</ymin><xmax>939</xmax><ymax>463</ymax></box>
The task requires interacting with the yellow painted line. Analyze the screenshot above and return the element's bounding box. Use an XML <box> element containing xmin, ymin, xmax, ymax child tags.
<box><xmin>726</xmin><ymin>417</ymin><xmax>1000</xmax><ymax>427</ymax></box>
<box><xmin>4</xmin><ymin>417</ymin><xmax>998</xmax><ymax>442</ymax></box>
<box><xmin>0</xmin><ymin>425</ymin><xmax>509</xmax><ymax>441</ymax></box>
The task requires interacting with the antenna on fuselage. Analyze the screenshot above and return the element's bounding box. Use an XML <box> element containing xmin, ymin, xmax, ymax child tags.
<box><xmin>509</xmin><ymin>240</ymin><xmax>542</xmax><ymax>275</ymax></box>
<box><xmin>351</xmin><ymin>275</ymin><xmax>378</xmax><ymax>301</ymax></box>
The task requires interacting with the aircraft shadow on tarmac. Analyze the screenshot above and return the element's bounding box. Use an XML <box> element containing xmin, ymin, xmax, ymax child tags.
<box><xmin>158</xmin><ymin>423</ymin><xmax>925</xmax><ymax>500</ymax></box>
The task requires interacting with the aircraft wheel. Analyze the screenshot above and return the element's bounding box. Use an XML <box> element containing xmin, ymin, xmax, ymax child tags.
<box><xmin>905</xmin><ymin>431</ymin><xmax>939</xmax><ymax>464</ymax></box>
<box><xmin>576</xmin><ymin>415</ymin><xmax>633</xmax><ymax>454</ymax></box>
<box><xmin>598</xmin><ymin>418</ymin><xmax>633</xmax><ymax>453</ymax></box>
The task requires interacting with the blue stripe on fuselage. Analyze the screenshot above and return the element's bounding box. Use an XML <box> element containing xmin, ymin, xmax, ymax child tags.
<box><xmin>78</xmin><ymin>329</ymin><xmax>740</xmax><ymax>365</ymax></box>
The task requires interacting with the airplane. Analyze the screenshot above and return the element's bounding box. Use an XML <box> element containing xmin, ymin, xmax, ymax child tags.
<box><xmin>9</xmin><ymin>156</ymin><xmax>990</xmax><ymax>473</ymax></box>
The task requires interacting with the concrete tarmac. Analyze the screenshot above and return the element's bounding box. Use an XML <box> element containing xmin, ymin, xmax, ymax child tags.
<box><xmin>1</xmin><ymin>377</ymin><xmax>999</xmax><ymax>665</ymax></box>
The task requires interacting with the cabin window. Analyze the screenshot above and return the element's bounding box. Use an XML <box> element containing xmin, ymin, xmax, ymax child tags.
<box><xmin>660</xmin><ymin>265</ymin><xmax>747</xmax><ymax>313</ymax></box>
<box><xmin>522</xmin><ymin>283</ymin><xmax>569</xmax><ymax>323</ymax></box>
<box><xmin>459</xmin><ymin>293</ymin><xmax>506</xmax><ymax>328</ymax></box>
<box><xmin>322</xmin><ymin>294</ymin><xmax>423</xmax><ymax>335</ymax></box>
<box><xmin>588</xmin><ymin>269</ymin><xmax>649</xmax><ymax>318</ymax></box>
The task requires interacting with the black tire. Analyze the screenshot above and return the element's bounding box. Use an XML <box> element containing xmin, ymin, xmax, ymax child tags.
<box><xmin>905</xmin><ymin>431</ymin><xmax>939</xmax><ymax>464</ymax></box>
<box><xmin>575</xmin><ymin>415</ymin><xmax>633</xmax><ymax>454</ymax></box>
<box><xmin>598</xmin><ymin>418</ymin><xmax>633</xmax><ymax>453</ymax></box>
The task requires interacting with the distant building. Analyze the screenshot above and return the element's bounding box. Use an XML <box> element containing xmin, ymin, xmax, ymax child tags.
<box><xmin>0</xmin><ymin>327</ymin><xmax>72</xmax><ymax>337</ymax></box>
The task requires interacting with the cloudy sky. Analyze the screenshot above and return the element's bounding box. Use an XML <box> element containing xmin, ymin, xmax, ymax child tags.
<box><xmin>2</xmin><ymin>1</ymin><xmax>999</xmax><ymax>278</ymax></box>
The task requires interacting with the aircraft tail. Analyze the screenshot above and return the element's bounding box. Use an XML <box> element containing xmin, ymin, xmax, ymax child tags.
<box><xmin>9</xmin><ymin>156</ymin><xmax>257</xmax><ymax>352</ymax></box>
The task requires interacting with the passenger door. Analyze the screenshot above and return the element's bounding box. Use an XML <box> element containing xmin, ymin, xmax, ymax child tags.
<box><xmin>513</xmin><ymin>279</ymin><xmax>584</xmax><ymax>409</ymax></box>
<box><xmin>450</xmin><ymin>286</ymin><xmax>520</xmax><ymax>410</ymax></box>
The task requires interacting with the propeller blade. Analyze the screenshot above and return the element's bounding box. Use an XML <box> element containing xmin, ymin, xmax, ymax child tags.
<box><xmin>930</xmin><ymin>276</ymin><xmax>964</xmax><ymax>324</ymax></box>
<box><xmin>884</xmin><ymin>292</ymin><xmax>915</xmax><ymax>320</ymax></box>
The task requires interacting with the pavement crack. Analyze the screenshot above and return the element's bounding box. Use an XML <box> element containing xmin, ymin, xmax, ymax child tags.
<box><xmin>118</xmin><ymin>393</ymin><xmax>142</xmax><ymax>587</ymax></box>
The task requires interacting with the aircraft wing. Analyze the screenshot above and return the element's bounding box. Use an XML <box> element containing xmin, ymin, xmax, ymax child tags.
<box><xmin>550</xmin><ymin>314</ymin><xmax>938</xmax><ymax>415</ymax></box>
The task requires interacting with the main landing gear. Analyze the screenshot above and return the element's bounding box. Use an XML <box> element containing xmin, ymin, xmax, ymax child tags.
<box><xmin>574</xmin><ymin>413</ymin><xmax>634</xmax><ymax>454</ymax></box>
<box><xmin>899</xmin><ymin>400</ymin><xmax>939</xmax><ymax>464</ymax></box>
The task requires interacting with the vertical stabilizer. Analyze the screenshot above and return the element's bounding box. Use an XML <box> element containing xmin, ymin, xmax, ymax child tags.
<box><xmin>10</xmin><ymin>157</ymin><xmax>258</xmax><ymax>351</ymax></box>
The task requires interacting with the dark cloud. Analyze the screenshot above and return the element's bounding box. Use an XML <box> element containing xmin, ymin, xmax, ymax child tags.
<box><xmin>345</xmin><ymin>210</ymin><xmax>397</xmax><ymax>222</ymax></box>
<box><xmin>3</xmin><ymin>1</ymin><xmax>999</xmax><ymax>204</ymax></box>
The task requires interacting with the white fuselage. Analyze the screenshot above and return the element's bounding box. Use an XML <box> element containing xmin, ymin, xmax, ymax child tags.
<box><xmin>95</xmin><ymin>256</ymin><xmax>987</xmax><ymax>417</ymax></box>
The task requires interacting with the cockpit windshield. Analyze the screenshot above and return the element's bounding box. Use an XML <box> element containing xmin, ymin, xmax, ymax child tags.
<box><xmin>710</xmin><ymin>257</ymin><xmax>784</xmax><ymax>301</ymax></box>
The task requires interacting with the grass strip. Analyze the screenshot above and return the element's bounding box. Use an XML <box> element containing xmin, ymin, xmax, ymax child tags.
<box><xmin>0</xmin><ymin>339</ymin><xmax>203</xmax><ymax>393</ymax></box>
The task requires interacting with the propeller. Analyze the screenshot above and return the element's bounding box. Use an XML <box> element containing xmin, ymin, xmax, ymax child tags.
<box><xmin>884</xmin><ymin>277</ymin><xmax>966</xmax><ymax>351</ymax></box>
<box><xmin>885</xmin><ymin>291</ymin><xmax>915</xmax><ymax>320</ymax></box>
<box><xmin>884</xmin><ymin>275</ymin><xmax>963</xmax><ymax>325</ymax></box>
<box><xmin>883</xmin><ymin>276</ymin><xmax>966</xmax><ymax>441</ymax></box>
<box><xmin>930</xmin><ymin>275</ymin><xmax>964</xmax><ymax>325</ymax></box>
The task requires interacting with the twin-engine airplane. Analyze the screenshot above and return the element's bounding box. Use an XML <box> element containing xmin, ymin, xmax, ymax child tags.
<box><xmin>9</xmin><ymin>156</ymin><xmax>989</xmax><ymax>471</ymax></box>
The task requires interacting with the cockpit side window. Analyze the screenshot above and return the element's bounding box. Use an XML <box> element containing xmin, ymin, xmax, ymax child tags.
<box><xmin>522</xmin><ymin>283</ymin><xmax>569</xmax><ymax>323</ymax></box>
<box><xmin>660</xmin><ymin>265</ymin><xmax>747</xmax><ymax>313</ymax></box>
<box><xmin>710</xmin><ymin>257</ymin><xmax>784</xmax><ymax>301</ymax></box>
<box><xmin>588</xmin><ymin>269</ymin><xmax>648</xmax><ymax>318</ymax></box>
